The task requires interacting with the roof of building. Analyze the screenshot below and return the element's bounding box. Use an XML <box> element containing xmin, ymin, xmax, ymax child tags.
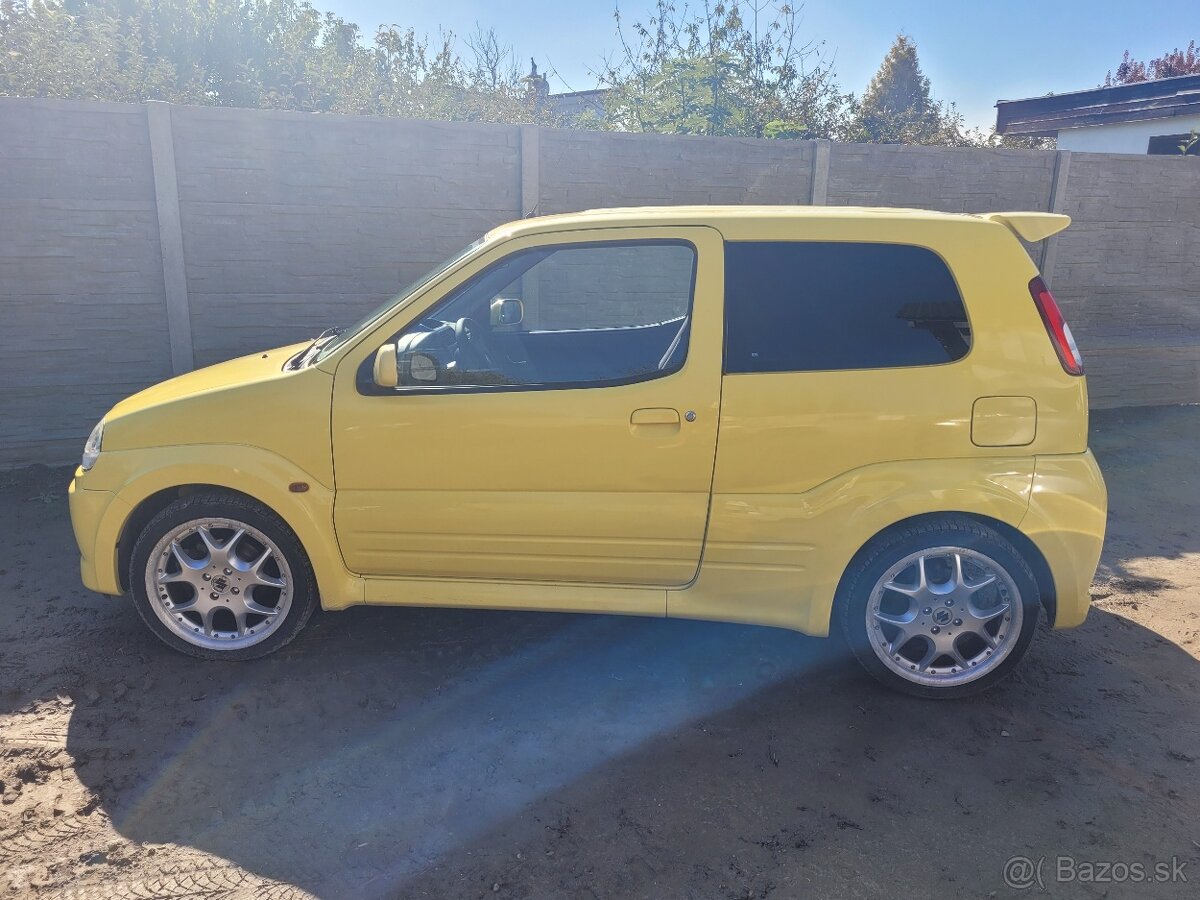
<box><xmin>996</xmin><ymin>73</ymin><xmax>1200</xmax><ymax>136</ymax></box>
<box><xmin>546</xmin><ymin>88</ymin><xmax>609</xmax><ymax>121</ymax></box>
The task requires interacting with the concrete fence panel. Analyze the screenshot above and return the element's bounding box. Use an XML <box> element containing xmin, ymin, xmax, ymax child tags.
<box><xmin>0</xmin><ymin>97</ymin><xmax>1197</xmax><ymax>467</ymax></box>
<box><xmin>538</xmin><ymin>128</ymin><xmax>816</xmax><ymax>214</ymax></box>
<box><xmin>0</xmin><ymin>99</ymin><xmax>174</xmax><ymax>467</ymax></box>
<box><xmin>168</xmin><ymin>107</ymin><xmax>522</xmax><ymax>367</ymax></box>
<box><xmin>1054</xmin><ymin>152</ymin><xmax>1200</xmax><ymax>408</ymax></box>
<box><xmin>826</xmin><ymin>143</ymin><xmax>1059</xmax><ymax>213</ymax></box>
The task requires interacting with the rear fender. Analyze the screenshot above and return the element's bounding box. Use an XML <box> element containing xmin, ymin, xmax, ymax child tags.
<box><xmin>673</xmin><ymin>457</ymin><xmax>1036</xmax><ymax>635</ymax></box>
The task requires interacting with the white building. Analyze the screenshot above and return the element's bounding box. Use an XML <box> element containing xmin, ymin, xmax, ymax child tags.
<box><xmin>996</xmin><ymin>73</ymin><xmax>1200</xmax><ymax>154</ymax></box>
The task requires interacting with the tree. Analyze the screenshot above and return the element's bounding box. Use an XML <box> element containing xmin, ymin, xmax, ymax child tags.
<box><xmin>1106</xmin><ymin>41</ymin><xmax>1200</xmax><ymax>85</ymax></box>
<box><xmin>0</xmin><ymin>0</ymin><xmax>561</xmax><ymax>124</ymax></box>
<box><xmin>851</xmin><ymin>34</ymin><xmax>968</xmax><ymax>146</ymax></box>
<box><xmin>0</xmin><ymin>0</ymin><xmax>1013</xmax><ymax>148</ymax></box>
<box><xmin>595</xmin><ymin>1</ymin><xmax>853</xmax><ymax>140</ymax></box>
<box><xmin>464</xmin><ymin>24</ymin><xmax>518</xmax><ymax>91</ymax></box>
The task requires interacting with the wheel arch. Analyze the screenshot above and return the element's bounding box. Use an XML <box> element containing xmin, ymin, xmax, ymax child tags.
<box><xmin>117</xmin><ymin>484</ymin><xmax>295</xmax><ymax>592</ymax></box>
<box><xmin>117</xmin><ymin>484</ymin><xmax>186</xmax><ymax>591</ymax></box>
<box><xmin>834</xmin><ymin>511</ymin><xmax>1057</xmax><ymax>625</ymax></box>
<box><xmin>96</xmin><ymin>445</ymin><xmax>362</xmax><ymax>609</ymax></box>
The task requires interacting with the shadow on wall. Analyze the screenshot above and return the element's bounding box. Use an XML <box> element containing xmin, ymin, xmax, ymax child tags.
<box><xmin>57</xmin><ymin>604</ymin><xmax>1200</xmax><ymax>898</ymax></box>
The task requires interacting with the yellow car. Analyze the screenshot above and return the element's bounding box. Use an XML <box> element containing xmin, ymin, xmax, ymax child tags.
<box><xmin>69</xmin><ymin>206</ymin><xmax>1106</xmax><ymax>697</ymax></box>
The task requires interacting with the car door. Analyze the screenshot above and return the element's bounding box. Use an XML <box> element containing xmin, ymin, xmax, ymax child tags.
<box><xmin>330</xmin><ymin>225</ymin><xmax>724</xmax><ymax>588</ymax></box>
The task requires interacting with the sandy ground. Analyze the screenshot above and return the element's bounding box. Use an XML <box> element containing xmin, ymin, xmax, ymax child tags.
<box><xmin>0</xmin><ymin>405</ymin><xmax>1197</xmax><ymax>899</ymax></box>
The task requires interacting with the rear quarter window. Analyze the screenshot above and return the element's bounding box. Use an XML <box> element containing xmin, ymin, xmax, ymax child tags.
<box><xmin>724</xmin><ymin>241</ymin><xmax>970</xmax><ymax>373</ymax></box>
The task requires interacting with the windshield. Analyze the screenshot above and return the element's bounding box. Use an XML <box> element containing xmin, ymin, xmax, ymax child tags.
<box><xmin>313</xmin><ymin>238</ymin><xmax>485</xmax><ymax>363</ymax></box>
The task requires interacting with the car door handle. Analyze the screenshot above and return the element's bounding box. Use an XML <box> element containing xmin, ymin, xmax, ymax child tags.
<box><xmin>630</xmin><ymin>407</ymin><xmax>680</xmax><ymax>426</ymax></box>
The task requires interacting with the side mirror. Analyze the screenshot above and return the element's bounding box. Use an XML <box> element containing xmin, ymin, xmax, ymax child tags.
<box><xmin>373</xmin><ymin>343</ymin><xmax>398</xmax><ymax>388</ymax></box>
<box><xmin>490</xmin><ymin>297</ymin><xmax>524</xmax><ymax>327</ymax></box>
<box><xmin>408</xmin><ymin>352</ymin><xmax>439</xmax><ymax>382</ymax></box>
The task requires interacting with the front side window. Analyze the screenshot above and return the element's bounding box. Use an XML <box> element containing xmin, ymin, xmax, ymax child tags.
<box><xmin>724</xmin><ymin>241</ymin><xmax>971</xmax><ymax>374</ymax></box>
<box><xmin>371</xmin><ymin>240</ymin><xmax>697</xmax><ymax>391</ymax></box>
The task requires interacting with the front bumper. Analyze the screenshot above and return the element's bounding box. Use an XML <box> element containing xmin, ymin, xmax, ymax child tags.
<box><xmin>68</xmin><ymin>471</ymin><xmax>130</xmax><ymax>595</ymax></box>
<box><xmin>1020</xmin><ymin>451</ymin><xmax>1108</xmax><ymax>629</ymax></box>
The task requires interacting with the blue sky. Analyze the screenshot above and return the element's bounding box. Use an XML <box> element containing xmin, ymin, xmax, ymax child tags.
<box><xmin>322</xmin><ymin>1</ymin><xmax>1196</xmax><ymax>130</ymax></box>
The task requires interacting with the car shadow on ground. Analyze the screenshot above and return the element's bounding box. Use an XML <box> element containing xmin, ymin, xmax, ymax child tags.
<box><xmin>1089</xmin><ymin>405</ymin><xmax>1199</xmax><ymax>576</ymax></box>
<box><xmin>0</xmin><ymin>403</ymin><xmax>1194</xmax><ymax>898</ymax></box>
<box><xmin>58</xmin><ymin>600</ymin><xmax>1200</xmax><ymax>899</ymax></box>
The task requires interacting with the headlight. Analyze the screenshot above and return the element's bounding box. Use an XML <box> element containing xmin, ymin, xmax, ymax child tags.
<box><xmin>81</xmin><ymin>421</ymin><xmax>104</xmax><ymax>471</ymax></box>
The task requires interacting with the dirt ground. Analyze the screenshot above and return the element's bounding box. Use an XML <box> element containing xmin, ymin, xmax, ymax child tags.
<box><xmin>0</xmin><ymin>405</ymin><xmax>1197</xmax><ymax>899</ymax></box>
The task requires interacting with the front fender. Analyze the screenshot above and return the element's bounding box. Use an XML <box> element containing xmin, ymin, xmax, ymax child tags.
<box><xmin>73</xmin><ymin>444</ymin><xmax>363</xmax><ymax>609</ymax></box>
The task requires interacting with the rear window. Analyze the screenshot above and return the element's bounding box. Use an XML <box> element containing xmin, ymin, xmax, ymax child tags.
<box><xmin>724</xmin><ymin>241</ymin><xmax>970</xmax><ymax>374</ymax></box>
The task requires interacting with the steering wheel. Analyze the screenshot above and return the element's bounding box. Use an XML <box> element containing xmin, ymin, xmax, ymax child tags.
<box><xmin>453</xmin><ymin>317</ymin><xmax>499</xmax><ymax>372</ymax></box>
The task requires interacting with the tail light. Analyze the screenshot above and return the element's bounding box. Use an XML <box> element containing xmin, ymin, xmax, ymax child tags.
<box><xmin>1029</xmin><ymin>276</ymin><xmax>1083</xmax><ymax>376</ymax></box>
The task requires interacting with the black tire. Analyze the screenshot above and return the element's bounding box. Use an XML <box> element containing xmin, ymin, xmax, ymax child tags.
<box><xmin>129</xmin><ymin>491</ymin><xmax>318</xmax><ymax>660</ymax></box>
<box><xmin>837</xmin><ymin>516</ymin><xmax>1041</xmax><ymax>699</ymax></box>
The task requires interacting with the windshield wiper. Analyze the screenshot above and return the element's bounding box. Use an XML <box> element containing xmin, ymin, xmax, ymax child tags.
<box><xmin>290</xmin><ymin>327</ymin><xmax>343</xmax><ymax>369</ymax></box>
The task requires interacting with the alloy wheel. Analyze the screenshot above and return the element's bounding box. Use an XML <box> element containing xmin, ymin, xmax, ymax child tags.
<box><xmin>144</xmin><ymin>518</ymin><xmax>293</xmax><ymax>650</ymax></box>
<box><xmin>865</xmin><ymin>546</ymin><xmax>1023</xmax><ymax>688</ymax></box>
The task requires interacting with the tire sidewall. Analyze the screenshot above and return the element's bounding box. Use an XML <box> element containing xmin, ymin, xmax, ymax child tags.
<box><xmin>129</xmin><ymin>494</ymin><xmax>317</xmax><ymax>660</ymax></box>
<box><xmin>838</xmin><ymin>521</ymin><xmax>1041</xmax><ymax>699</ymax></box>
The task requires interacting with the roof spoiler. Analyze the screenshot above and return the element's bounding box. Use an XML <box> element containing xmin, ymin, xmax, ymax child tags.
<box><xmin>982</xmin><ymin>212</ymin><xmax>1071</xmax><ymax>242</ymax></box>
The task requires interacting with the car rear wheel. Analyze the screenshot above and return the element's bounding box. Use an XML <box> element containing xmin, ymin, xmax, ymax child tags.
<box><xmin>129</xmin><ymin>492</ymin><xmax>318</xmax><ymax>660</ymax></box>
<box><xmin>838</xmin><ymin>517</ymin><xmax>1041</xmax><ymax>699</ymax></box>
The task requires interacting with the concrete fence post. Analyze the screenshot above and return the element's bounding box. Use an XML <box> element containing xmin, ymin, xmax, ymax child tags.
<box><xmin>520</xmin><ymin>125</ymin><xmax>541</xmax><ymax>218</ymax></box>
<box><xmin>146</xmin><ymin>101</ymin><xmax>194</xmax><ymax>374</ymax></box>
<box><xmin>1040</xmin><ymin>149</ymin><xmax>1072</xmax><ymax>287</ymax></box>
<box><xmin>810</xmin><ymin>139</ymin><xmax>831</xmax><ymax>206</ymax></box>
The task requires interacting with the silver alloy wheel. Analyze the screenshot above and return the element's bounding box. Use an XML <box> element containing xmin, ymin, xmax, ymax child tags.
<box><xmin>865</xmin><ymin>546</ymin><xmax>1023</xmax><ymax>688</ymax></box>
<box><xmin>145</xmin><ymin>518</ymin><xmax>293</xmax><ymax>650</ymax></box>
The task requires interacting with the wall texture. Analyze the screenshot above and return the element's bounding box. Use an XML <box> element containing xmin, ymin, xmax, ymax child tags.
<box><xmin>0</xmin><ymin>100</ymin><xmax>174</xmax><ymax>467</ymax></box>
<box><xmin>1054</xmin><ymin>152</ymin><xmax>1200</xmax><ymax>408</ymax></box>
<box><xmin>1</xmin><ymin>98</ymin><xmax>1197</xmax><ymax>467</ymax></box>
<box><xmin>168</xmin><ymin>106</ymin><xmax>522</xmax><ymax>368</ymax></box>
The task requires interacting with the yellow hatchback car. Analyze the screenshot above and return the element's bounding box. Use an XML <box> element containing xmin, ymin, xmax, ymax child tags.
<box><xmin>69</xmin><ymin>206</ymin><xmax>1106</xmax><ymax>698</ymax></box>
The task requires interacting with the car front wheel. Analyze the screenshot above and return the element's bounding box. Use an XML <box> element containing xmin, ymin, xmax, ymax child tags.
<box><xmin>838</xmin><ymin>517</ymin><xmax>1042</xmax><ymax>699</ymax></box>
<box><xmin>129</xmin><ymin>492</ymin><xmax>318</xmax><ymax>660</ymax></box>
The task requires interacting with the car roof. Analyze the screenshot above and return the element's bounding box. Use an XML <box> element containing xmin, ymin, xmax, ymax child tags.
<box><xmin>486</xmin><ymin>205</ymin><xmax>1071</xmax><ymax>246</ymax></box>
<box><xmin>488</xmin><ymin>205</ymin><xmax>988</xmax><ymax>240</ymax></box>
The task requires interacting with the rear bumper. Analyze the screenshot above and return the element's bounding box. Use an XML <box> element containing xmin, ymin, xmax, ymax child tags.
<box><xmin>1020</xmin><ymin>451</ymin><xmax>1108</xmax><ymax>629</ymax></box>
<box><xmin>68</xmin><ymin>472</ymin><xmax>129</xmax><ymax>595</ymax></box>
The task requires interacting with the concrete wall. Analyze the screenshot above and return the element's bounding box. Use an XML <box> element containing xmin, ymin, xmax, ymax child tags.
<box><xmin>825</xmin><ymin>142</ymin><xmax>1058</xmax><ymax>212</ymax></box>
<box><xmin>1054</xmin><ymin>152</ymin><xmax>1200</xmax><ymax>407</ymax></box>
<box><xmin>1</xmin><ymin>97</ymin><xmax>1198</xmax><ymax>467</ymax></box>
<box><xmin>538</xmin><ymin>129</ymin><xmax>816</xmax><ymax>212</ymax></box>
<box><xmin>168</xmin><ymin>106</ymin><xmax>522</xmax><ymax>368</ymax></box>
<box><xmin>0</xmin><ymin>100</ymin><xmax>175</xmax><ymax>467</ymax></box>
